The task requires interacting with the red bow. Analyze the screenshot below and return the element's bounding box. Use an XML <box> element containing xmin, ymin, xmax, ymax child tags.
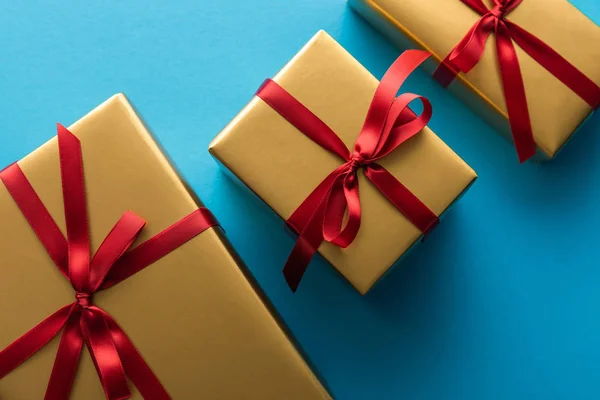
<box><xmin>0</xmin><ymin>125</ymin><xmax>219</xmax><ymax>399</ymax></box>
<box><xmin>433</xmin><ymin>0</ymin><xmax>600</xmax><ymax>163</ymax></box>
<box><xmin>256</xmin><ymin>50</ymin><xmax>440</xmax><ymax>292</ymax></box>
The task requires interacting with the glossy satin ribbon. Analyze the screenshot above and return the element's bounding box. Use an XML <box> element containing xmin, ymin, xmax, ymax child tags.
<box><xmin>433</xmin><ymin>0</ymin><xmax>600</xmax><ymax>163</ymax></box>
<box><xmin>0</xmin><ymin>124</ymin><xmax>219</xmax><ymax>399</ymax></box>
<box><xmin>256</xmin><ymin>49</ymin><xmax>440</xmax><ymax>292</ymax></box>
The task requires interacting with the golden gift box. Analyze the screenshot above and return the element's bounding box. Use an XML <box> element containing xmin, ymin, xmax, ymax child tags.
<box><xmin>0</xmin><ymin>94</ymin><xmax>330</xmax><ymax>399</ymax></box>
<box><xmin>209</xmin><ymin>31</ymin><xmax>477</xmax><ymax>295</ymax></box>
<box><xmin>349</xmin><ymin>0</ymin><xmax>600</xmax><ymax>160</ymax></box>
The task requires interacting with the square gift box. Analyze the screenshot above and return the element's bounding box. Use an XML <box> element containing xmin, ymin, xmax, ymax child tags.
<box><xmin>209</xmin><ymin>31</ymin><xmax>477</xmax><ymax>295</ymax></box>
<box><xmin>0</xmin><ymin>94</ymin><xmax>330</xmax><ymax>399</ymax></box>
<box><xmin>349</xmin><ymin>0</ymin><xmax>600</xmax><ymax>161</ymax></box>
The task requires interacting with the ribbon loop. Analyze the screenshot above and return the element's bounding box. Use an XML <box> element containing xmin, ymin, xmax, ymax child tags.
<box><xmin>89</xmin><ymin>211</ymin><xmax>146</xmax><ymax>292</ymax></box>
<box><xmin>354</xmin><ymin>50</ymin><xmax>432</xmax><ymax>158</ymax></box>
<box><xmin>256</xmin><ymin>50</ymin><xmax>440</xmax><ymax>292</ymax></box>
<box><xmin>371</xmin><ymin>93</ymin><xmax>433</xmax><ymax>161</ymax></box>
<box><xmin>58</xmin><ymin>124</ymin><xmax>92</xmax><ymax>294</ymax></box>
<box><xmin>321</xmin><ymin>171</ymin><xmax>361</xmax><ymax>247</ymax></box>
<box><xmin>0</xmin><ymin>125</ymin><xmax>221</xmax><ymax>399</ymax></box>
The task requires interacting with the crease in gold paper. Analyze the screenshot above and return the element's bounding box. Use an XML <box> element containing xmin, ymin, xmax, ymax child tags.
<box><xmin>210</xmin><ymin>31</ymin><xmax>477</xmax><ymax>294</ymax></box>
<box><xmin>349</xmin><ymin>0</ymin><xmax>600</xmax><ymax>158</ymax></box>
<box><xmin>0</xmin><ymin>94</ymin><xmax>330</xmax><ymax>399</ymax></box>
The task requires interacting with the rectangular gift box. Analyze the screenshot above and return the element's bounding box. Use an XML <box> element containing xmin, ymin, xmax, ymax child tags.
<box><xmin>209</xmin><ymin>31</ymin><xmax>477</xmax><ymax>295</ymax></box>
<box><xmin>349</xmin><ymin>0</ymin><xmax>600</xmax><ymax>160</ymax></box>
<box><xmin>0</xmin><ymin>94</ymin><xmax>331</xmax><ymax>399</ymax></box>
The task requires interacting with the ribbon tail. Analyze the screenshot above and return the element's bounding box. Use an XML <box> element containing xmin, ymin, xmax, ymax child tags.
<box><xmin>287</xmin><ymin>166</ymin><xmax>346</xmax><ymax>235</ymax></box>
<box><xmin>283</xmin><ymin>167</ymin><xmax>348</xmax><ymax>292</ymax></box>
<box><xmin>81</xmin><ymin>308</ymin><xmax>131</xmax><ymax>400</ymax></box>
<box><xmin>0</xmin><ymin>304</ymin><xmax>72</xmax><ymax>379</ymax></box>
<box><xmin>506</xmin><ymin>20</ymin><xmax>600</xmax><ymax>109</ymax></box>
<box><xmin>45</xmin><ymin>308</ymin><xmax>84</xmax><ymax>400</ymax></box>
<box><xmin>365</xmin><ymin>164</ymin><xmax>438</xmax><ymax>237</ymax></box>
<box><xmin>284</xmin><ymin>200</ymin><xmax>328</xmax><ymax>292</ymax></box>
<box><xmin>495</xmin><ymin>22</ymin><xmax>537</xmax><ymax>162</ymax></box>
<box><xmin>96</xmin><ymin>308</ymin><xmax>171</xmax><ymax>400</ymax></box>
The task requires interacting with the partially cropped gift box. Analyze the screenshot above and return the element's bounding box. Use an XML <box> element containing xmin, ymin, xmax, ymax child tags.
<box><xmin>349</xmin><ymin>0</ymin><xmax>600</xmax><ymax>162</ymax></box>
<box><xmin>0</xmin><ymin>95</ymin><xmax>330</xmax><ymax>399</ymax></box>
<box><xmin>209</xmin><ymin>31</ymin><xmax>477</xmax><ymax>295</ymax></box>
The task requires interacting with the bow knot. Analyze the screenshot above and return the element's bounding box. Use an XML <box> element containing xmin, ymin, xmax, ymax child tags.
<box><xmin>490</xmin><ymin>4</ymin><xmax>506</xmax><ymax>19</ymax></box>
<box><xmin>75</xmin><ymin>292</ymin><xmax>92</xmax><ymax>309</ymax></box>
<box><xmin>434</xmin><ymin>0</ymin><xmax>600</xmax><ymax>163</ymax></box>
<box><xmin>348</xmin><ymin>153</ymin><xmax>367</xmax><ymax>170</ymax></box>
<box><xmin>0</xmin><ymin>124</ymin><xmax>220</xmax><ymax>399</ymax></box>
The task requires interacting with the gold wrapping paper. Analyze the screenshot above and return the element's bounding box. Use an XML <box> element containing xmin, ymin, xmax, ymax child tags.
<box><xmin>349</xmin><ymin>0</ymin><xmax>600</xmax><ymax>159</ymax></box>
<box><xmin>209</xmin><ymin>31</ymin><xmax>477</xmax><ymax>295</ymax></box>
<box><xmin>0</xmin><ymin>95</ymin><xmax>330</xmax><ymax>399</ymax></box>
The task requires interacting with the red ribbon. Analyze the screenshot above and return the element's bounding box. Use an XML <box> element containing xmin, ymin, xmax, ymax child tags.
<box><xmin>433</xmin><ymin>0</ymin><xmax>600</xmax><ymax>163</ymax></box>
<box><xmin>256</xmin><ymin>50</ymin><xmax>440</xmax><ymax>292</ymax></box>
<box><xmin>0</xmin><ymin>124</ymin><xmax>219</xmax><ymax>399</ymax></box>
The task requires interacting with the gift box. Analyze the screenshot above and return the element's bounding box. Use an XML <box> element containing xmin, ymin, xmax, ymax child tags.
<box><xmin>349</xmin><ymin>0</ymin><xmax>600</xmax><ymax>162</ymax></box>
<box><xmin>0</xmin><ymin>95</ymin><xmax>331</xmax><ymax>399</ymax></box>
<box><xmin>209</xmin><ymin>31</ymin><xmax>477</xmax><ymax>295</ymax></box>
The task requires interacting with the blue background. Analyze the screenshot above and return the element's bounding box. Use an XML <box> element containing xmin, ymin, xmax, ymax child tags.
<box><xmin>1</xmin><ymin>1</ymin><xmax>599</xmax><ymax>399</ymax></box>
